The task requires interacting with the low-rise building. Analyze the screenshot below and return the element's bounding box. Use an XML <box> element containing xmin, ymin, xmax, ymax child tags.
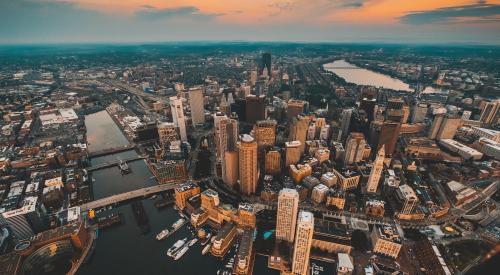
<box><xmin>211</xmin><ymin>222</ymin><xmax>237</xmax><ymax>257</ymax></box>
<box><xmin>331</xmin><ymin>168</ymin><xmax>360</xmax><ymax>191</ymax></box>
<box><xmin>371</xmin><ymin>225</ymin><xmax>402</xmax><ymax>259</ymax></box>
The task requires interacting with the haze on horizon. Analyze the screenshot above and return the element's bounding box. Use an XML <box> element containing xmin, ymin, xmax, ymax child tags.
<box><xmin>1</xmin><ymin>0</ymin><xmax>500</xmax><ymax>45</ymax></box>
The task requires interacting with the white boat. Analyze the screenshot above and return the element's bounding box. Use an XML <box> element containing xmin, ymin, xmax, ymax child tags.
<box><xmin>188</xmin><ymin>238</ymin><xmax>198</xmax><ymax>247</ymax></box>
<box><xmin>156</xmin><ymin>229</ymin><xmax>170</xmax><ymax>240</ymax></box>
<box><xmin>172</xmin><ymin>218</ymin><xmax>185</xmax><ymax>230</ymax></box>
<box><xmin>167</xmin><ymin>238</ymin><xmax>187</xmax><ymax>257</ymax></box>
<box><xmin>173</xmin><ymin>246</ymin><xmax>189</xmax><ymax>260</ymax></box>
<box><xmin>202</xmin><ymin>244</ymin><xmax>211</xmax><ymax>255</ymax></box>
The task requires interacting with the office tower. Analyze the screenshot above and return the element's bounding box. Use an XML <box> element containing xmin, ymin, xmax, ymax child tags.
<box><xmin>157</xmin><ymin>122</ymin><xmax>179</xmax><ymax>147</ymax></box>
<box><xmin>360</xmin><ymin>98</ymin><xmax>376</xmax><ymax>122</ymax></box>
<box><xmin>231</xmin><ymin>98</ymin><xmax>246</xmax><ymax>121</ymax></box>
<box><xmin>265</xmin><ymin>149</ymin><xmax>281</xmax><ymax>175</ymax></box>
<box><xmin>218</xmin><ymin>119</ymin><xmax>239</xmax><ymax>186</ymax></box>
<box><xmin>462</xmin><ymin>110</ymin><xmax>472</xmax><ymax>120</ymax></box>
<box><xmin>276</xmin><ymin>188</ymin><xmax>299</xmax><ymax>242</ymax></box>
<box><xmin>307</xmin><ymin>124</ymin><xmax>316</xmax><ymax>140</ymax></box>
<box><xmin>1</xmin><ymin>197</ymin><xmax>48</xmax><ymax>240</ymax></box>
<box><xmin>254</xmin><ymin>120</ymin><xmax>277</xmax><ymax>149</ymax></box>
<box><xmin>214</xmin><ymin>113</ymin><xmax>228</xmax><ymax>160</ymax></box>
<box><xmin>189</xmin><ymin>87</ymin><xmax>205</xmax><ymax>126</ymax></box>
<box><xmin>479</xmin><ymin>101</ymin><xmax>500</xmax><ymax>125</ymax></box>
<box><xmin>223</xmin><ymin>151</ymin><xmax>239</xmax><ymax>187</ymax></box>
<box><xmin>387</xmin><ymin>97</ymin><xmax>404</xmax><ymax>110</ymax></box>
<box><xmin>289</xmin><ymin>115</ymin><xmax>311</xmax><ymax>154</ymax></box>
<box><xmin>287</xmin><ymin>99</ymin><xmax>306</xmax><ymax>122</ymax></box>
<box><xmin>410</xmin><ymin>103</ymin><xmax>428</xmax><ymax>123</ymax></box>
<box><xmin>402</xmin><ymin>105</ymin><xmax>410</xmax><ymax>124</ymax></box>
<box><xmin>292</xmin><ymin>211</ymin><xmax>314</xmax><ymax>275</ymax></box>
<box><xmin>377</xmin><ymin>121</ymin><xmax>401</xmax><ymax>156</ymax></box>
<box><xmin>340</xmin><ymin>108</ymin><xmax>353</xmax><ymax>140</ymax></box>
<box><xmin>285</xmin><ymin>141</ymin><xmax>301</xmax><ymax>167</ymax></box>
<box><xmin>238</xmin><ymin>135</ymin><xmax>258</xmax><ymax>195</ymax></box>
<box><xmin>367</xmin><ymin>145</ymin><xmax>385</xmax><ymax>193</ymax></box>
<box><xmin>396</xmin><ymin>185</ymin><xmax>418</xmax><ymax>215</ymax></box>
<box><xmin>428</xmin><ymin>114</ymin><xmax>461</xmax><ymax>140</ymax></box>
<box><xmin>169</xmin><ymin>96</ymin><xmax>187</xmax><ymax>141</ymax></box>
<box><xmin>319</xmin><ymin>125</ymin><xmax>330</xmax><ymax>140</ymax></box>
<box><xmin>245</xmin><ymin>95</ymin><xmax>266</xmax><ymax>123</ymax></box>
<box><xmin>344</xmin><ymin>132</ymin><xmax>366</xmax><ymax>165</ymax></box>
<box><xmin>262</xmin><ymin>52</ymin><xmax>272</xmax><ymax>77</ymax></box>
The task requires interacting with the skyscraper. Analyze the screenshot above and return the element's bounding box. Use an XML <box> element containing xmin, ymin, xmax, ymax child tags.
<box><xmin>218</xmin><ymin>118</ymin><xmax>239</xmax><ymax>186</ymax></box>
<box><xmin>377</xmin><ymin>121</ymin><xmax>401</xmax><ymax>156</ymax></box>
<box><xmin>169</xmin><ymin>96</ymin><xmax>187</xmax><ymax>141</ymax></box>
<box><xmin>479</xmin><ymin>101</ymin><xmax>500</xmax><ymax>126</ymax></box>
<box><xmin>238</xmin><ymin>134</ymin><xmax>258</xmax><ymax>195</ymax></box>
<box><xmin>289</xmin><ymin>115</ymin><xmax>311</xmax><ymax>155</ymax></box>
<box><xmin>189</xmin><ymin>87</ymin><xmax>205</xmax><ymax>127</ymax></box>
<box><xmin>262</xmin><ymin>52</ymin><xmax>271</xmax><ymax>78</ymax></box>
<box><xmin>276</xmin><ymin>188</ymin><xmax>299</xmax><ymax>243</ymax></box>
<box><xmin>245</xmin><ymin>95</ymin><xmax>266</xmax><ymax>123</ymax></box>
<box><xmin>254</xmin><ymin>120</ymin><xmax>277</xmax><ymax>149</ymax></box>
<box><xmin>410</xmin><ymin>103</ymin><xmax>428</xmax><ymax>123</ymax></box>
<box><xmin>367</xmin><ymin>145</ymin><xmax>385</xmax><ymax>193</ymax></box>
<box><xmin>292</xmin><ymin>211</ymin><xmax>314</xmax><ymax>275</ymax></box>
<box><xmin>344</xmin><ymin>132</ymin><xmax>366</xmax><ymax>165</ymax></box>
<box><xmin>285</xmin><ymin>140</ymin><xmax>301</xmax><ymax>167</ymax></box>
<box><xmin>265</xmin><ymin>149</ymin><xmax>281</xmax><ymax>175</ymax></box>
<box><xmin>428</xmin><ymin>114</ymin><xmax>461</xmax><ymax>140</ymax></box>
<box><xmin>340</xmin><ymin>108</ymin><xmax>353</xmax><ymax>140</ymax></box>
<box><xmin>157</xmin><ymin>122</ymin><xmax>179</xmax><ymax>147</ymax></box>
<box><xmin>287</xmin><ymin>99</ymin><xmax>306</xmax><ymax>122</ymax></box>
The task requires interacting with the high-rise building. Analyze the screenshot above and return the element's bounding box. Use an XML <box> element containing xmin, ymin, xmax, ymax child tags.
<box><xmin>254</xmin><ymin>120</ymin><xmax>277</xmax><ymax>149</ymax></box>
<box><xmin>410</xmin><ymin>103</ymin><xmax>428</xmax><ymax>123</ymax></box>
<box><xmin>246</xmin><ymin>95</ymin><xmax>266</xmax><ymax>123</ymax></box>
<box><xmin>360</xmin><ymin>98</ymin><xmax>376</xmax><ymax>122</ymax></box>
<box><xmin>340</xmin><ymin>108</ymin><xmax>353</xmax><ymax>140</ymax></box>
<box><xmin>157</xmin><ymin>122</ymin><xmax>179</xmax><ymax>147</ymax></box>
<box><xmin>0</xmin><ymin>197</ymin><xmax>48</xmax><ymax>240</ymax></box>
<box><xmin>367</xmin><ymin>145</ymin><xmax>385</xmax><ymax>193</ymax></box>
<box><xmin>238</xmin><ymin>135</ymin><xmax>258</xmax><ymax>195</ymax></box>
<box><xmin>218</xmin><ymin>119</ymin><xmax>239</xmax><ymax>186</ymax></box>
<box><xmin>292</xmin><ymin>211</ymin><xmax>314</xmax><ymax>275</ymax></box>
<box><xmin>287</xmin><ymin>99</ymin><xmax>306</xmax><ymax>122</ymax></box>
<box><xmin>276</xmin><ymin>188</ymin><xmax>299</xmax><ymax>243</ymax></box>
<box><xmin>214</xmin><ymin>113</ymin><xmax>228</xmax><ymax>160</ymax></box>
<box><xmin>265</xmin><ymin>149</ymin><xmax>281</xmax><ymax>175</ymax></box>
<box><xmin>289</xmin><ymin>115</ymin><xmax>311</xmax><ymax>154</ymax></box>
<box><xmin>428</xmin><ymin>114</ymin><xmax>461</xmax><ymax>140</ymax></box>
<box><xmin>377</xmin><ymin>121</ymin><xmax>401</xmax><ymax>156</ymax></box>
<box><xmin>169</xmin><ymin>96</ymin><xmax>187</xmax><ymax>141</ymax></box>
<box><xmin>262</xmin><ymin>52</ymin><xmax>272</xmax><ymax>77</ymax></box>
<box><xmin>344</xmin><ymin>132</ymin><xmax>366</xmax><ymax>165</ymax></box>
<box><xmin>396</xmin><ymin>185</ymin><xmax>418</xmax><ymax>215</ymax></box>
<box><xmin>189</xmin><ymin>87</ymin><xmax>205</xmax><ymax>126</ymax></box>
<box><xmin>479</xmin><ymin>101</ymin><xmax>500</xmax><ymax>125</ymax></box>
<box><xmin>285</xmin><ymin>141</ymin><xmax>301</xmax><ymax>167</ymax></box>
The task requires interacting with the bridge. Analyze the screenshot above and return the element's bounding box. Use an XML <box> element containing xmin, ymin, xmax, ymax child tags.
<box><xmin>88</xmin><ymin>144</ymin><xmax>136</xmax><ymax>158</ymax></box>
<box><xmin>325</xmin><ymin>66</ymin><xmax>363</xmax><ymax>70</ymax></box>
<box><xmin>87</xmin><ymin>156</ymin><xmax>145</xmax><ymax>172</ymax></box>
<box><xmin>80</xmin><ymin>183</ymin><xmax>181</xmax><ymax>211</ymax></box>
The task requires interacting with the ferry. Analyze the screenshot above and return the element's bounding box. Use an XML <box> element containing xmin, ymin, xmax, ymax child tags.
<box><xmin>166</xmin><ymin>238</ymin><xmax>187</xmax><ymax>257</ymax></box>
<box><xmin>156</xmin><ymin>229</ymin><xmax>170</xmax><ymax>241</ymax></box>
<box><xmin>202</xmin><ymin>244</ymin><xmax>211</xmax><ymax>255</ymax></box>
<box><xmin>173</xmin><ymin>246</ymin><xmax>189</xmax><ymax>260</ymax></box>
<box><xmin>188</xmin><ymin>238</ymin><xmax>198</xmax><ymax>247</ymax></box>
<box><xmin>201</xmin><ymin>233</ymin><xmax>212</xmax><ymax>245</ymax></box>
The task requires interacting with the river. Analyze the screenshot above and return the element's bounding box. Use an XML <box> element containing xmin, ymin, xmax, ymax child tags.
<box><xmin>78</xmin><ymin>111</ymin><xmax>282</xmax><ymax>275</ymax></box>
<box><xmin>323</xmin><ymin>60</ymin><xmax>414</xmax><ymax>92</ymax></box>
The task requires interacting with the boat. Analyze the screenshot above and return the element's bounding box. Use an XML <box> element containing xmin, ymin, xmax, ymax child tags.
<box><xmin>201</xmin><ymin>233</ymin><xmax>212</xmax><ymax>245</ymax></box>
<box><xmin>173</xmin><ymin>246</ymin><xmax>189</xmax><ymax>260</ymax></box>
<box><xmin>188</xmin><ymin>238</ymin><xmax>198</xmax><ymax>247</ymax></box>
<box><xmin>172</xmin><ymin>218</ymin><xmax>185</xmax><ymax>230</ymax></box>
<box><xmin>166</xmin><ymin>238</ymin><xmax>187</xmax><ymax>257</ymax></box>
<box><xmin>202</xmin><ymin>244</ymin><xmax>211</xmax><ymax>255</ymax></box>
<box><xmin>156</xmin><ymin>229</ymin><xmax>170</xmax><ymax>240</ymax></box>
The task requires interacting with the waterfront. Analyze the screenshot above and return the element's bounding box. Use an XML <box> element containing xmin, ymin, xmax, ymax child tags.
<box><xmin>79</xmin><ymin>111</ymin><xmax>281</xmax><ymax>275</ymax></box>
<box><xmin>323</xmin><ymin>60</ymin><xmax>414</xmax><ymax>92</ymax></box>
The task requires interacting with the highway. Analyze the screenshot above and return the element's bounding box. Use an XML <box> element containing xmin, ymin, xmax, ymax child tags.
<box><xmin>100</xmin><ymin>79</ymin><xmax>169</xmax><ymax>104</ymax></box>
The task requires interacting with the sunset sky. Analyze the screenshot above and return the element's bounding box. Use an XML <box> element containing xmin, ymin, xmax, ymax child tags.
<box><xmin>1</xmin><ymin>0</ymin><xmax>499</xmax><ymax>44</ymax></box>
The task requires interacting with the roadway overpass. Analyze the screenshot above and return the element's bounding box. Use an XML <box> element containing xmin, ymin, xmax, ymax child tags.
<box><xmin>80</xmin><ymin>183</ymin><xmax>181</xmax><ymax>211</ymax></box>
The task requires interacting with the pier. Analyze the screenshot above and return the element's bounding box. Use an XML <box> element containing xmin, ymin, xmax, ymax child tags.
<box><xmin>88</xmin><ymin>144</ymin><xmax>136</xmax><ymax>158</ymax></box>
<box><xmin>87</xmin><ymin>155</ymin><xmax>145</xmax><ymax>172</ymax></box>
<box><xmin>80</xmin><ymin>183</ymin><xmax>181</xmax><ymax>211</ymax></box>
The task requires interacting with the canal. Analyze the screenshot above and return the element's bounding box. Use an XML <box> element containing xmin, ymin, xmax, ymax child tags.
<box><xmin>78</xmin><ymin>111</ymin><xmax>282</xmax><ymax>275</ymax></box>
<box><xmin>323</xmin><ymin>60</ymin><xmax>414</xmax><ymax>92</ymax></box>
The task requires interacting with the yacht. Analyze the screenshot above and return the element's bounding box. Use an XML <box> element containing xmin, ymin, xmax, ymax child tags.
<box><xmin>155</xmin><ymin>229</ymin><xmax>170</xmax><ymax>241</ymax></box>
<box><xmin>166</xmin><ymin>238</ymin><xmax>187</xmax><ymax>257</ymax></box>
<box><xmin>188</xmin><ymin>238</ymin><xmax>198</xmax><ymax>247</ymax></box>
<box><xmin>173</xmin><ymin>246</ymin><xmax>189</xmax><ymax>260</ymax></box>
<box><xmin>202</xmin><ymin>244</ymin><xmax>211</xmax><ymax>255</ymax></box>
